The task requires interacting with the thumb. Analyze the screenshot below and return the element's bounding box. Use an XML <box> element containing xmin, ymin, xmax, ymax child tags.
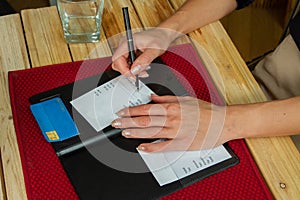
<box><xmin>132</xmin><ymin>48</ymin><xmax>165</xmax><ymax>68</ymax></box>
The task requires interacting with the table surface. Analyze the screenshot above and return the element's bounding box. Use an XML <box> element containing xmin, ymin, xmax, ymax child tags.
<box><xmin>0</xmin><ymin>1</ymin><xmax>300</xmax><ymax>199</ymax></box>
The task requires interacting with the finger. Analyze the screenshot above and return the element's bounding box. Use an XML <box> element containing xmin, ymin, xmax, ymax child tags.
<box><xmin>112</xmin><ymin>37</ymin><xmax>128</xmax><ymax>61</ymax></box>
<box><xmin>153</xmin><ymin>95</ymin><xmax>193</xmax><ymax>103</ymax></box>
<box><xmin>138</xmin><ymin>71</ymin><xmax>149</xmax><ymax>78</ymax></box>
<box><xmin>116</xmin><ymin>104</ymin><xmax>167</xmax><ymax>117</ymax></box>
<box><xmin>138</xmin><ymin>140</ymin><xmax>173</xmax><ymax>152</ymax></box>
<box><xmin>111</xmin><ymin>116</ymin><xmax>167</xmax><ymax>129</ymax></box>
<box><xmin>132</xmin><ymin>48</ymin><xmax>164</xmax><ymax>69</ymax></box>
<box><xmin>112</xmin><ymin>56</ymin><xmax>130</xmax><ymax>74</ymax></box>
<box><xmin>130</xmin><ymin>64</ymin><xmax>142</xmax><ymax>75</ymax></box>
<box><xmin>138</xmin><ymin>139</ymin><xmax>200</xmax><ymax>152</ymax></box>
<box><xmin>130</xmin><ymin>64</ymin><xmax>152</xmax><ymax>76</ymax></box>
<box><xmin>122</xmin><ymin>127</ymin><xmax>174</xmax><ymax>139</ymax></box>
<box><xmin>126</xmin><ymin>64</ymin><xmax>151</xmax><ymax>78</ymax></box>
<box><xmin>151</xmin><ymin>95</ymin><xmax>179</xmax><ymax>103</ymax></box>
<box><xmin>112</xmin><ymin>39</ymin><xmax>131</xmax><ymax>74</ymax></box>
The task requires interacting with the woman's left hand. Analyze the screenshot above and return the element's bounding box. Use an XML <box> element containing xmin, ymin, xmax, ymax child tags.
<box><xmin>111</xmin><ymin>95</ymin><xmax>233</xmax><ymax>152</ymax></box>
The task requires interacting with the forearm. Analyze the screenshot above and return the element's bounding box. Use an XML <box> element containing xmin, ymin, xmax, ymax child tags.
<box><xmin>158</xmin><ymin>0</ymin><xmax>237</xmax><ymax>35</ymax></box>
<box><xmin>226</xmin><ymin>96</ymin><xmax>300</xmax><ymax>140</ymax></box>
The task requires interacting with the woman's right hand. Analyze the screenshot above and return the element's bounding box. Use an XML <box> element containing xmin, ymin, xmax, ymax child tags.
<box><xmin>112</xmin><ymin>27</ymin><xmax>183</xmax><ymax>77</ymax></box>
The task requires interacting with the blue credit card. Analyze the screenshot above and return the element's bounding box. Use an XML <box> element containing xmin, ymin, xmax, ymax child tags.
<box><xmin>30</xmin><ymin>97</ymin><xmax>79</xmax><ymax>142</ymax></box>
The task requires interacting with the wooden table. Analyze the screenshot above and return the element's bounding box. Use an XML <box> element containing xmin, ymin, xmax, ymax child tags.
<box><xmin>0</xmin><ymin>1</ymin><xmax>300</xmax><ymax>199</ymax></box>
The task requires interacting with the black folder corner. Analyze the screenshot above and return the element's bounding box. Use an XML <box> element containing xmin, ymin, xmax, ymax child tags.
<box><xmin>29</xmin><ymin>58</ymin><xmax>239</xmax><ymax>200</ymax></box>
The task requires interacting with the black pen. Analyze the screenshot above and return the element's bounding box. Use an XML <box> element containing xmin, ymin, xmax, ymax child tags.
<box><xmin>56</xmin><ymin>128</ymin><xmax>121</xmax><ymax>157</ymax></box>
<box><xmin>122</xmin><ymin>7</ymin><xmax>139</xmax><ymax>91</ymax></box>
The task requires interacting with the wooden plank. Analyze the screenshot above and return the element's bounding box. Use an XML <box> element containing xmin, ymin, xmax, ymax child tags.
<box><xmin>132</xmin><ymin>0</ymin><xmax>175</xmax><ymax>27</ymax></box>
<box><xmin>190</xmin><ymin>23</ymin><xmax>266</xmax><ymax>104</ymax></box>
<box><xmin>0</xmin><ymin>14</ymin><xmax>29</xmax><ymax>200</ymax></box>
<box><xmin>21</xmin><ymin>6</ymin><xmax>72</xmax><ymax>67</ymax></box>
<box><xmin>101</xmin><ymin>0</ymin><xmax>143</xmax><ymax>51</ymax></box>
<box><xmin>69</xmin><ymin>26</ymin><xmax>112</xmax><ymax>61</ymax></box>
<box><xmin>0</xmin><ymin>152</ymin><xmax>6</xmax><ymax>200</ymax></box>
<box><xmin>247</xmin><ymin>137</ymin><xmax>300</xmax><ymax>199</ymax></box>
<box><xmin>131</xmin><ymin>0</ymin><xmax>189</xmax><ymax>45</ymax></box>
<box><xmin>21</xmin><ymin>6</ymin><xmax>112</xmax><ymax>64</ymax></box>
<box><xmin>170</xmin><ymin>0</ymin><xmax>300</xmax><ymax>199</ymax></box>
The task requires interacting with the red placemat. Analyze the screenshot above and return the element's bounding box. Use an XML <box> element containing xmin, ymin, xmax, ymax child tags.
<box><xmin>8</xmin><ymin>44</ymin><xmax>273</xmax><ymax>199</ymax></box>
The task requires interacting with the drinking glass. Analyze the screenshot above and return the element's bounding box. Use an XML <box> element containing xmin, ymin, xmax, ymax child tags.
<box><xmin>57</xmin><ymin>0</ymin><xmax>104</xmax><ymax>43</ymax></box>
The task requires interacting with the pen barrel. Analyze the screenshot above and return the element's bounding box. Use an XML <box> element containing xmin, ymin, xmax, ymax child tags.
<box><xmin>56</xmin><ymin>128</ymin><xmax>122</xmax><ymax>157</ymax></box>
<box><xmin>129</xmin><ymin>49</ymin><xmax>136</xmax><ymax>64</ymax></box>
<box><xmin>122</xmin><ymin>7</ymin><xmax>139</xmax><ymax>90</ymax></box>
<box><xmin>122</xmin><ymin>7</ymin><xmax>136</xmax><ymax>64</ymax></box>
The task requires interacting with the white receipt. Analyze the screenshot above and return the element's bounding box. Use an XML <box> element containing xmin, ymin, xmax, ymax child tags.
<box><xmin>138</xmin><ymin>145</ymin><xmax>232</xmax><ymax>186</ymax></box>
<box><xmin>71</xmin><ymin>75</ymin><xmax>154</xmax><ymax>132</ymax></box>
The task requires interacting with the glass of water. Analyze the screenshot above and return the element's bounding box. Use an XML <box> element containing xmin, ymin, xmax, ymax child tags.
<box><xmin>57</xmin><ymin>0</ymin><xmax>104</xmax><ymax>43</ymax></box>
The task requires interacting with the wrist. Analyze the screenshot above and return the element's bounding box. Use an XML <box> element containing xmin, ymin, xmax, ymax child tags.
<box><xmin>154</xmin><ymin>26</ymin><xmax>184</xmax><ymax>45</ymax></box>
<box><xmin>224</xmin><ymin>103</ymin><xmax>268</xmax><ymax>141</ymax></box>
<box><xmin>223</xmin><ymin>104</ymin><xmax>252</xmax><ymax>142</ymax></box>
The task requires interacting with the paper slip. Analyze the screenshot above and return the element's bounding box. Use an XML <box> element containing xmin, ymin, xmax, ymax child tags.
<box><xmin>138</xmin><ymin>145</ymin><xmax>232</xmax><ymax>186</ymax></box>
<box><xmin>71</xmin><ymin>75</ymin><xmax>154</xmax><ymax>132</ymax></box>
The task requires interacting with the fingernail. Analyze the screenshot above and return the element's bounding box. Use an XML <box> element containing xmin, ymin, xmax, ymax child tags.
<box><xmin>111</xmin><ymin>120</ymin><xmax>121</xmax><ymax>127</ymax></box>
<box><xmin>130</xmin><ymin>65</ymin><xmax>141</xmax><ymax>75</ymax></box>
<box><xmin>116</xmin><ymin>110</ymin><xmax>125</xmax><ymax>117</ymax></box>
<box><xmin>145</xmin><ymin>66</ymin><xmax>151</xmax><ymax>71</ymax></box>
<box><xmin>122</xmin><ymin>130</ymin><xmax>131</xmax><ymax>136</ymax></box>
<box><xmin>138</xmin><ymin>145</ymin><xmax>146</xmax><ymax>151</ymax></box>
<box><xmin>139</xmin><ymin>72</ymin><xmax>149</xmax><ymax>78</ymax></box>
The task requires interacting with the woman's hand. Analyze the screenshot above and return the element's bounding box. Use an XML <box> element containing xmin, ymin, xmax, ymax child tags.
<box><xmin>112</xmin><ymin>28</ymin><xmax>182</xmax><ymax>76</ymax></box>
<box><xmin>111</xmin><ymin>95</ymin><xmax>234</xmax><ymax>152</ymax></box>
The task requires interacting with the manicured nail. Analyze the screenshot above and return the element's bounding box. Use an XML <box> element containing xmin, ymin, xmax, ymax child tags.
<box><xmin>122</xmin><ymin>130</ymin><xmax>131</xmax><ymax>136</ymax></box>
<box><xmin>145</xmin><ymin>66</ymin><xmax>151</xmax><ymax>70</ymax></box>
<box><xmin>139</xmin><ymin>72</ymin><xmax>149</xmax><ymax>78</ymax></box>
<box><xmin>116</xmin><ymin>110</ymin><xmax>125</xmax><ymax>117</ymax></box>
<box><xmin>111</xmin><ymin>120</ymin><xmax>121</xmax><ymax>127</ymax></box>
<box><xmin>138</xmin><ymin>145</ymin><xmax>146</xmax><ymax>151</ymax></box>
<box><xmin>130</xmin><ymin>65</ymin><xmax>141</xmax><ymax>75</ymax></box>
